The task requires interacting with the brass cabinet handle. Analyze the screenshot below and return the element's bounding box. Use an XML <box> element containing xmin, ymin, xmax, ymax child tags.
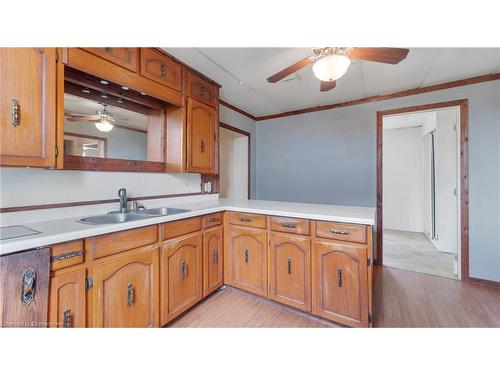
<box><xmin>11</xmin><ymin>99</ymin><xmax>20</xmax><ymax>127</ymax></box>
<box><xmin>127</xmin><ymin>283</ymin><xmax>135</xmax><ymax>306</ymax></box>
<box><xmin>287</xmin><ymin>257</ymin><xmax>292</xmax><ymax>274</ymax></box>
<box><xmin>240</xmin><ymin>217</ymin><xmax>252</xmax><ymax>223</ymax></box>
<box><xmin>282</xmin><ymin>222</ymin><xmax>296</xmax><ymax>229</ymax></box>
<box><xmin>20</xmin><ymin>268</ymin><xmax>36</xmax><ymax>305</ymax></box>
<box><xmin>200</xmin><ymin>140</ymin><xmax>205</xmax><ymax>153</ymax></box>
<box><xmin>208</xmin><ymin>216</ymin><xmax>220</xmax><ymax>223</ymax></box>
<box><xmin>63</xmin><ymin>308</ymin><xmax>72</xmax><ymax>328</ymax></box>
<box><xmin>244</xmin><ymin>249</ymin><xmax>249</xmax><ymax>263</ymax></box>
<box><xmin>211</xmin><ymin>249</ymin><xmax>218</xmax><ymax>264</ymax></box>
<box><xmin>160</xmin><ymin>63</ymin><xmax>167</xmax><ymax>78</ymax></box>
<box><xmin>180</xmin><ymin>261</ymin><xmax>189</xmax><ymax>279</ymax></box>
<box><xmin>337</xmin><ymin>268</ymin><xmax>343</xmax><ymax>287</ymax></box>
<box><xmin>50</xmin><ymin>249</ymin><xmax>84</xmax><ymax>262</ymax></box>
<box><xmin>199</xmin><ymin>85</ymin><xmax>205</xmax><ymax>97</ymax></box>
<box><xmin>330</xmin><ymin>228</ymin><xmax>351</xmax><ymax>235</ymax></box>
<box><xmin>104</xmin><ymin>47</ymin><xmax>112</xmax><ymax>53</ymax></box>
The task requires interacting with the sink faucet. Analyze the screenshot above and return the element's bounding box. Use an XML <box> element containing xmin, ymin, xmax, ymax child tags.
<box><xmin>118</xmin><ymin>188</ymin><xmax>128</xmax><ymax>213</ymax></box>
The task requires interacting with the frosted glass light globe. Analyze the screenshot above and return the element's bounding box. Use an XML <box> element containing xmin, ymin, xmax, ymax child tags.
<box><xmin>95</xmin><ymin>120</ymin><xmax>114</xmax><ymax>132</ymax></box>
<box><xmin>312</xmin><ymin>54</ymin><xmax>351</xmax><ymax>82</ymax></box>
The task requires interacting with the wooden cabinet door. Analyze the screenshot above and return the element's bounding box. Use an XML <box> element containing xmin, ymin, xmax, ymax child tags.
<box><xmin>269</xmin><ymin>233</ymin><xmax>311</xmax><ymax>312</ymax></box>
<box><xmin>92</xmin><ymin>247</ymin><xmax>159</xmax><ymax>328</ymax></box>
<box><xmin>312</xmin><ymin>240</ymin><xmax>368</xmax><ymax>327</ymax></box>
<box><xmin>49</xmin><ymin>268</ymin><xmax>86</xmax><ymax>328</ymax></box>
<box><xmin>186</xmin><ymin>97</ymin><xmax>215</xmax><ymax>173</ymax></box>
<box><xmin>227</xmin><ymin>227</ymin><xmax>267</xmax><ymax>297</ymax></box>
<box><xmin>0</xmin><ymin>248</ymin><xmax>50</xmax><ymax>327</ymax></box>
<box><xmin>83</xmin><ymin>48</ymin><xmax>139</xmax><ymax>72</ymax></box>
<box><xmin>0</xmin><ymin>48</ymin><xmax>56</xmax><ymax>167</ymax></box>
<box><xmin>140</xmin><ymin>48</ymin><xmax>181</xmax><ymax>91</ymax></box>
<box><xmin>203</xmin><ymin>227</ymin><xmax>223</xmax><ymax>297</ymax></box>
<box><xmin>161</xmin><ymin>234</ymin><xmax>202</xmax><ymax>324</ymax></box>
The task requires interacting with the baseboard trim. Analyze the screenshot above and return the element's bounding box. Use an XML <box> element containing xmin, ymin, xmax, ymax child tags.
<box><xmin>468</xmin><ymin>277</ymin><xmax>500</xmax><ymax>287</ymax></box>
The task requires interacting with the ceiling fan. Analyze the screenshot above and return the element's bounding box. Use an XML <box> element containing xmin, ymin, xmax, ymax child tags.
<box><xmin>267</xmin><ymin>47</ymin><xmax>410</xmax><ymax>92</ymax></box>
<box><xmin>65</xmin><ymin>104</ymin><xmax>116</xmax><ymax>132</ymax></box>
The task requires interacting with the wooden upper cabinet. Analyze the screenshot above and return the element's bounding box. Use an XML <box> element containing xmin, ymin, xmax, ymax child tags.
<box><xmin>0</xmin><ymin>48</ymin><xmax>56</xmax><ymax>167</ymax></box>
<box><xmin>203</xmin><ymin>227</ymin><xmax>223</xmax><ymax>297</ymax></box>
<box><xmin>82</xmin><ymin>48</ymin><xmax>139</xmax><ymax>72</ymax></box>
<box><xmin>186</xmin><ymin>70</ymin><xmax>217</xmax><ymax>107</ymax></box>
<box><xmin>186</xmin><ymin>97</ymin><xmax>216</xmax><ymax>173</ymax></box>
<box><xmin>161</xmin><ymin>234</ymin><xmax>203</xmax><ymax>324</ymax></box>
<box><xmin>140</xmin><ymin>49</ymin><xmax>181</xmax><ymax>91</ymax></box>
<box><xmin>226</xmin><ymin>227</ymin><xmax>267</xmax><ymax>297</ymax></box>
<box><xmin>312</xmin><ymin>240</ymin><xmax>368</xmax><ymax>327</ymax></box>
<box><xmin>269</xmin><ymin>233</ymin><xmax>311</xmax><ymax>312</ymax></box>
<box><xmin>49</xmin><ymin>268</ymin><xmax>86</xmax><ymax>328</ymax></box>
<box><xmin>92</xmin><ymin>247</ymin><xmax>159</xmax><ymax>328</ymax></box>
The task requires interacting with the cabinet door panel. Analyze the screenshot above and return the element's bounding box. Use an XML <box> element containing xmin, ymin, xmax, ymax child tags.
<box><xmin>49</xmin><ymin>268</ymin><xmax>86</xmax><ymax>328</ymax></box>
<box><xmin>203</xmin><ymin>227</ymin><xmax>223</xmax><ymax>297</ymax></box>
<box><xmin>227</xmin><ymin>227</ymin><xmax>267</xmax><ymax>297</ymax></box>
<box><xmin>0</xmin><ymin>48</ymin><xmax>56</xmax><ymax>167</ymax></box>
<box><xmin>93</xmin><ymin>247</ymin><xmax>159</xmax><ymax>328</ymax></box>
<box><xmin>187</xmin><ymin>98</ymin><xmax>215</xmax><ymax>173</ymax></box>
<box><xmin>83</xmin><ymin>48</ymin><xmax>138</xmax><ymax>72</ymax></box>
<box><xmin>140</xmin><ymin>48</ymin><xmax>181</xmax><ymax>91</ymax></box>
<box><xmin>313</xmin><ymin>240</ymin><xmax>368</xmax><ymax>327</ymax></box>
<box><xmin>269</xmin><ymin>233</ymin><xmax>311</xmax><ymax>312</ymax></box>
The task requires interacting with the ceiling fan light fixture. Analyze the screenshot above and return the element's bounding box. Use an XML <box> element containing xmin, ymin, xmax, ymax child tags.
<box><xmin>95</xmin><ymin>120</ymin><xmax>113</xmax><ymax>132</ymax></box>
<box><xmin>312</xmin><ymin>54</ymin><xmax>351</xmax><ymax>82</ymax></box>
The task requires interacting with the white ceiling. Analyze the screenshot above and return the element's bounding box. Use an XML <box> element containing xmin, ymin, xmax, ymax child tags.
<box><xmin>163</xmin><ymin>48</ymin><xmax>500</xmax><ymax>117</ymax></box>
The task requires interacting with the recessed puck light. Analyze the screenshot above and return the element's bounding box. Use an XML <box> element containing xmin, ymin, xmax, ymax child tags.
<box><xmin>140</xmin><ymin>92</ymin><xmax>147</xmax><ymax>96</ymax></box>
<box><xmin>82</xmin><ymin>88</ymin><xmax>91</xmax><ymax>94</ymax></box>
<box><xmin>121</xmin><ymin>86</ymin><xmax>129</xmax><ymax>90</ymax></box>
<box><xmin>117</xmin><ymin>97</ymin><xmax>124</xmax><ymax>103</ymax></box>
<box><xmin>100</xmin><ymin>80</ymin><xmax>109</xmax><ymax>85</ymax></box>
<box><xmin>101</xmin><ymin>93</ymin><xmax>108</xmax><ymax>99</ymax></box>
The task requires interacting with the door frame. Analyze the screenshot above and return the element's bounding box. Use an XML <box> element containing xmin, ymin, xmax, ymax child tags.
<box><xmin>219</xmin><ymin>122</ymin><xmax>251</xmax><ymax>199</ymax></box>
<box><xmin>376</xmin><ymin>99</ymin><xmax>469</xmax><ymax>281</ymax></box>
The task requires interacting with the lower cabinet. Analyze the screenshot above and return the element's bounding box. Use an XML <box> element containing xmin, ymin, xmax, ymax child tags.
<box><xmin>49</xmin><ymin>268</ymin><xmax>86</xmax><ymax>328</ymax></box>
<box><xmin>203</xmin><ymin>227</ymin><xmax>223</xmax><ymax>297</ymax></box>
<box><xmin>312</xmin><ymin>240</ymin><xmax>369</xmax><ymax>327</ymax></box>
<box><xmin>92</xmin><ymin>246</ymin><xmax>159</xmax><ymax>328</ymax></box>
<box><xmin>269</xmin><ymin>233</ymin><xmax>311</xmax><ymax>312</ymax></box>
<box><xmin>161</xmin><ymin>233</ymin><xmax>203</xmax><ymax>325</ymax></box>
<box><xmin>226</xmin><ymin>227</ymin><xmax>267</xmax><ymax>297</ymax></box>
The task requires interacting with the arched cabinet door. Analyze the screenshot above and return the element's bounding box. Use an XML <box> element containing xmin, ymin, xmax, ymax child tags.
<box><xmin>312</xmin><ymin>240</ymin><xmax>369</xmax><ymax>327</ymax></box>
<box><xmin>92</xmin><ymin>247</ymin><xmax>159</xmax><ymax>328</ymax></box>
<box><xmin>49</xmin><ymin>268</ymin><xmax>86</xmax><ymax>328</ymax></box>
<box><xmin>227</xmin><ymin>227</ymin><xmax>267</xmax><ymax>297</ymax></box>
<box><xmin>186</xmin><ymin>97</ymin><xmax>216</xmax><ymax>173</ymax></box>
<box><xmin>203</xmin><ymin>227</ymin><xmax>223</xmax><ymax>297</ymax></box>
<box><xmin>269</xmin><ymin>233</ymin><xmax>311</xmax><ymax>312</ymax></box>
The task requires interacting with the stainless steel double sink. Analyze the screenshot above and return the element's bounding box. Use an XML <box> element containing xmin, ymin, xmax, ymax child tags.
<box><xmin>78</xmin><ymin>207</ymin><xmax>191</xmax><ymax>225</ymax></box>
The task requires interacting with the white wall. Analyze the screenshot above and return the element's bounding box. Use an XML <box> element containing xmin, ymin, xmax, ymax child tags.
<box><xmin>220</xmin><ymin>128</ymin><xmax>248</xmax><ymax>199</ymax></box>
<box><xmin>383</xmin><ymin>126</ymin><xmax>425</xmax><ymax>232</ymax></box>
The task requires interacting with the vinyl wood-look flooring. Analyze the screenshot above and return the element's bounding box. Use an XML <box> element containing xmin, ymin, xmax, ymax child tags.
<box><xmin>167</xmin><ymin>267</ymin><xmax>500</xmax><ymax>328</ymax></box>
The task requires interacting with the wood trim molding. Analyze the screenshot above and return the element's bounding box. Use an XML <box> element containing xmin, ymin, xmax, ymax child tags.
<box><xmin>376</xmin><ymin>99</ymin><xmax>470</xmax><ymax>282</ymax></box>
<box><xmin>63</xmin><ymin>155</ymin><xmax>166</xmax><ymax>173</ymax></box>
<box><xmin>219</xmin><ymin>100</ymin><xmax>257</xmax><ymax>121</ymax></box>
<box><xmin>220</xmin><ymin>73</ymin><xmax>500</xmax><ymax>122</ymax></box>
<box><xmin>0</xmin><ymin>192</ymin><xmax>217</xmax><ymax>214</ymax></box>
<box><xmin>220</xmin><ymin>122</ymin><xmax>252</xmax><ymax>199</ymax></box>
<box><xmin>469</xmin><ymin>277</ymin><xmax>500</xmax><ymax>288</ymax></box>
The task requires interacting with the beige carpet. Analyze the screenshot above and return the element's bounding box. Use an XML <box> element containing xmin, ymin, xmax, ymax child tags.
<box><xmin>383</xmin><ymin>229</ymin><xmax>458</xmax><ymax>279</ymax></box>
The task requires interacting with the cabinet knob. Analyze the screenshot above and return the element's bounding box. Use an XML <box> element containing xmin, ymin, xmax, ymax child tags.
<box><xmin>11</xmin><ymin>99</ymin><xmax>20</xmax><ymax>127</ymax></box>
<box><xmin>63</xmin><ymin>308</ymin><xmax>72</xmax><ymax>328</ymax></box>
<box><xmin>282</xmin><ymin>222</ymin><xmax>296</xmax><ymax>229</ymax></box>
<box><xmin>287</xmin><ymin>257</ymin><xmax>292</xmax><ymax>274</ymax></box>
<box><xmin>244</xmin><ymin>249</ymin><xmax>249</xmax><ymax>264</ymax></box>
<box><xmin>239</xmin><ymin>217</ymin><xmax>252</xmax><ymax>223</ymax></box>
<box><xmin>127</xmin><ymin>283</ymin><xmax>135</xmax><ymax>306</ymax></box>
<box><xmin>330</xmin><ymin>228</ymin><xmax>350</xmax><ymax>235</ymax></box>
<box><xmin>160</xmin><ymin>63</ymin><xmax>167</xmax><ymax>78</ymax></box>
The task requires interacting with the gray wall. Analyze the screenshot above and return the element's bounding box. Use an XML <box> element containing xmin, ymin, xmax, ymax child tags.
<box><xmin>219</xmin><ymin>105</ymin><xmax>257</xmax><ymax>198</ymax></box>
<box><xmin>255</xmin><ymin>80</ymin><xmax>500</xmax><ymax>282</ymax></box>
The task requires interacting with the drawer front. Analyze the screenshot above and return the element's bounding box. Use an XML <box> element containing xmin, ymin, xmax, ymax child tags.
<box><xmin>228</xmin><ymin>212</ymin><xmax>267</xmax><ymax>229</ymax></box>
<box><xmin>90</xmin><ymin>225</ymin><xmax>158</xmax><ymax>259</ymax></box>
<box><xmin>50</xmin><ymin>240</ymin><xmax>85</xmax><ymax>271</ymax></box>
<box><xmin>186</xmin><ymin>70</ymin><xmax>217</xmax><ymax>107</ymax></box>
<box><xmin>140</xmin><ymin>49</ymin><xmax>181</xmax><ymax>91</ymax></box>
<box><xmin>162</xmin><ymin>217</ymin><xmax>202</xmax><ymax>240</ymax></box>
<box><xmin>82</xmin><ymin>48</ymin><xmax>139</xmax><ymax>72</ymax></box>
<box><xmin>316</xmin><ymin>221</ymin><xmax>367</xmax><ymax>244</ymax></box>
<box><xmin>270</xmin><ymin>216</ymin><xmax>310</xmax><ymax>236</ymax></box>
<box><xmin>204</xmin><ymin>212</ymin><xmax>223</xmax><ymax>228</ymax></box>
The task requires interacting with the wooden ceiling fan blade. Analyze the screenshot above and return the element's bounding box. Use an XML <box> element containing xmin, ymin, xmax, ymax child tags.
<box><xmin>320</xmin><ymin>80</ymin><xmax>336</xmax><ymax>92</ymax></box>
<box><xmin>267</xmin><ymin>57</ymin><xmax>313</xmax><ymax>83</ymax></box>
<box><xmin>348</xmin><ymin>48</ymin><xmax>409</xmax><ymax>64</ymax></box>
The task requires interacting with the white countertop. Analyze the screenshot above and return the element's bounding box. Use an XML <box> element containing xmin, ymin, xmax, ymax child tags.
<box><xmin>0</xmin><ymin>199</ymin><xmax>375</xmax><ymax>256</ymax></box>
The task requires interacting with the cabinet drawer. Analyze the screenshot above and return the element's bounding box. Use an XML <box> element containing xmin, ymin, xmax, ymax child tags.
<box><xmin>162</xmin><ymin>217</ymin><xmax>202</xmax><ymax>240</ymax></box>
<box><xmin>89</xmin><ymin>225</ymin><xmax>158</xmax><ymax>259</ymax></box>
<box><xmin>315</xmin><ymin>221</ymin><xmax>367</xmax><ymax>244</ymax></box>
<box><xmin>186</xmin><ymin>70</ymin><xmax>217</xmax><ymax>107</ymax></box>
<box><xmin>229</xmin><ymin>212</ymin><xmax>267</xmax><ymax>229</ymax></box>
<box><xmin>270</xmin><ymin>216</ymin><xmax>310</xmax><ymax>235</ymax></box>
<box><xmin>82</xmin><ymin>48</ymin><xmax>139</xmax><ymax>72</ymax></box>
<box><xmin>50</xmin><ymin>240</ymin><xmax>85</xmax><ymax>271</ymax></box>
<box><xmin>204</xmin><ymin>212</ymin><xmax>222</xmax><ymax>228</ymax></box>
<box><xmin>140</xmin><ymin>48</ymin><xmax>181</xmax><ymax>91</ymax></box>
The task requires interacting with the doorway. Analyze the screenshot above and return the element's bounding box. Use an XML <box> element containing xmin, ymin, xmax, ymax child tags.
<box><xmin>219</xmin><ymin>122</ymin><xmax>250</xmax><ymax>199</ymax></box>
<box><xmin>376</xmin><ymin>100</ymin><xmax>469</xmax><ymax>281</ymax></box>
